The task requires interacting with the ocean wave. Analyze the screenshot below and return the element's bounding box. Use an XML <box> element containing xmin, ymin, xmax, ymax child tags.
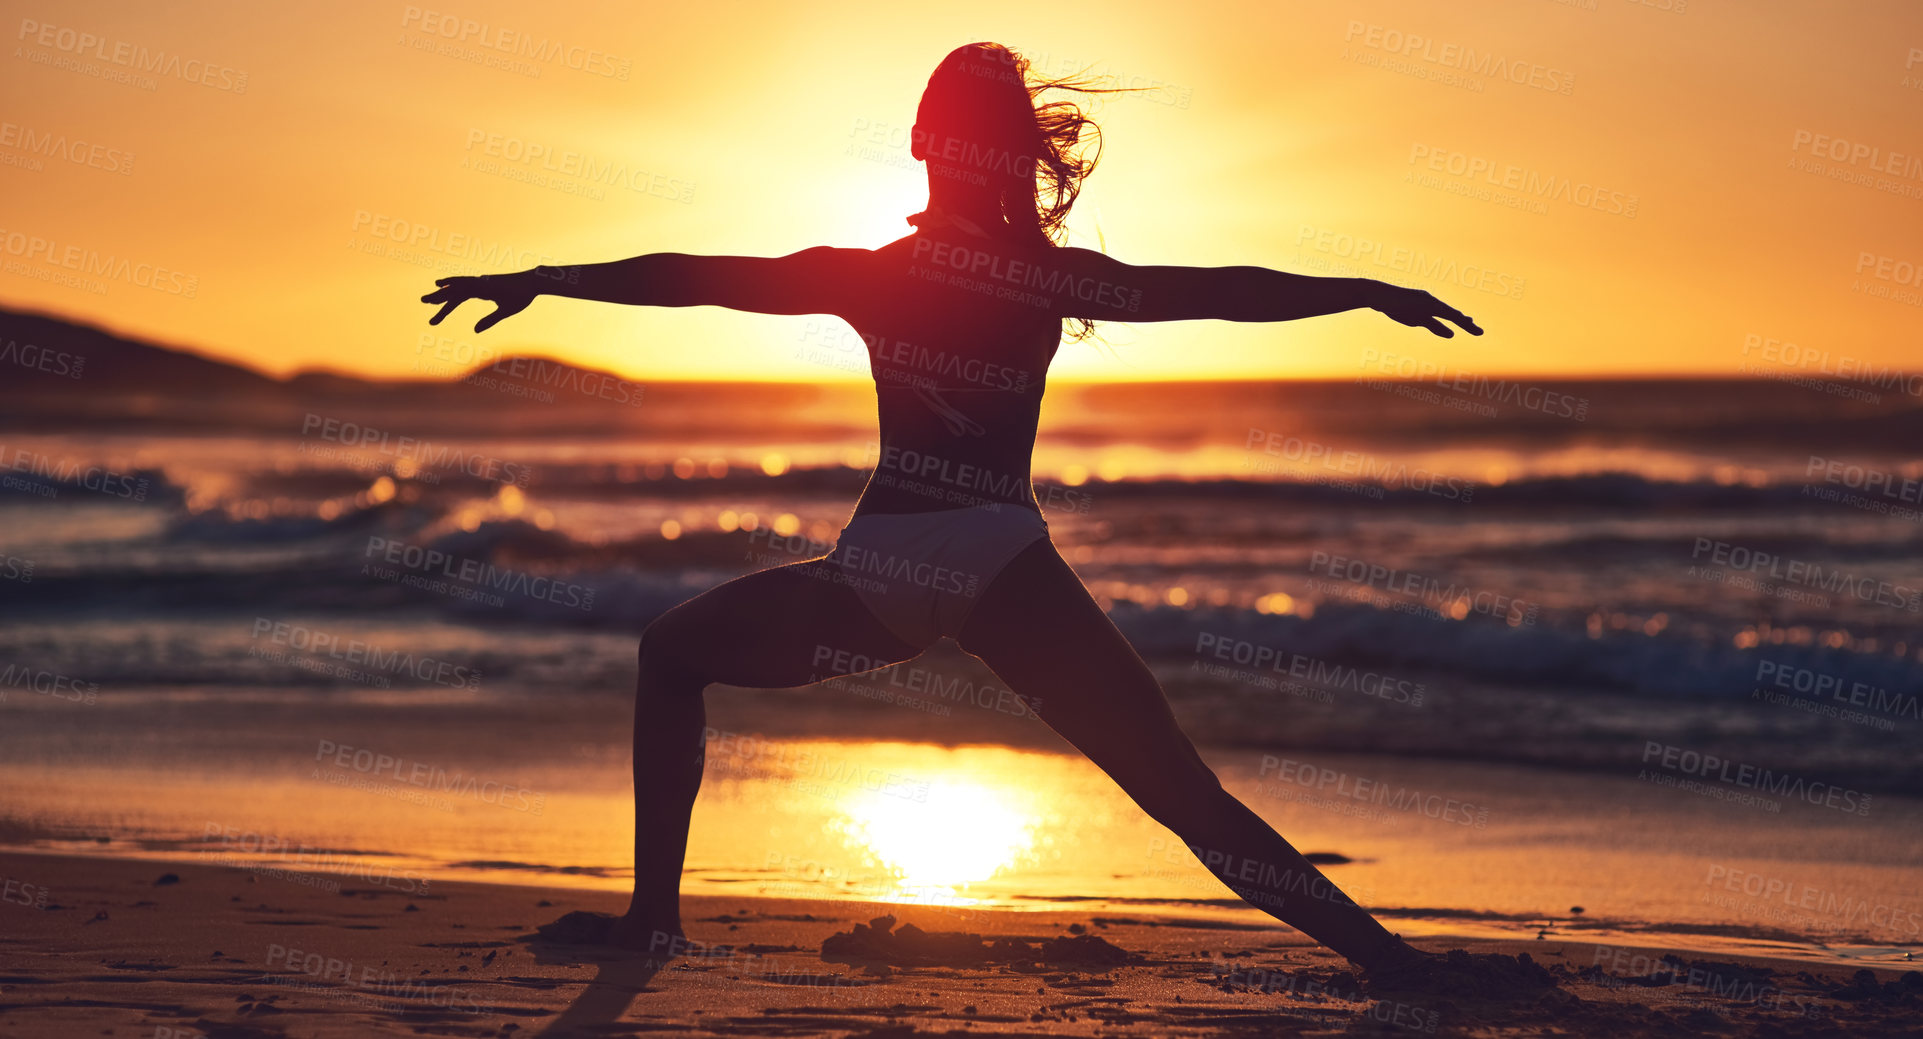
<box><xmin>0</xmin><ymin>465</ymin><xmax>184</xmax><ymax>506</ymax></box>
<box><xmin>188</xmin><ymin>461</ymin><xmax>1881</xmax><ymax>511</ymax></box>
<box><xmin>1114</xmin><ymin>599</ymin><xmax>1923</xmax><ymax>702</ymax></box>
<box><xmin>166</xmin><ymin>499</ymin><xmax>446</xmax><ymax>543</ymax></box>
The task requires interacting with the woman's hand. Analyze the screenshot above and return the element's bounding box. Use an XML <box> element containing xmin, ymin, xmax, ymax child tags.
<box><xmin>421</xmin><ymin>272</ymin><xmax>539</xmax><ymax>333</ymax></box>
<box><xmin>1370</xmin><ymin>282</ymin><xmax>1483</xmax><ymax>338</ymax></box>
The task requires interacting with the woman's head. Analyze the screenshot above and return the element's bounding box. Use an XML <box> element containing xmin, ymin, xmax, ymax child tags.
<box><xmin>909</xmin><ymin>43</ymin><xmax>1104</xmax><ymax>248</ymax></box>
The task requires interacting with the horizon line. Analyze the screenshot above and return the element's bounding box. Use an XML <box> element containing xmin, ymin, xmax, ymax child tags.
<box><xmin>7</xmin><ymin>301</ymin><xmax>1916</xmax><ymax>388</ymax></box>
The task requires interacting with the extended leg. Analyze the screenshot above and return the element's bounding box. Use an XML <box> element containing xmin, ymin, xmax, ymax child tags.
<box><xmin>957</xmin><ymin>540</ymin><xmax>1413</xmax><ymax>969</ymax></box>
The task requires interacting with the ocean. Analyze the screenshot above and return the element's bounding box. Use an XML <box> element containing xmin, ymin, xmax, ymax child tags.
<box><xmin>2</xmin><ymin>376</ymin><xmax>1919</xmax><ymax>968</ymax></box>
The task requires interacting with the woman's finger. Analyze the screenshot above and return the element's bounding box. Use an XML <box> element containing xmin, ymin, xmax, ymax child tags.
<box><xmin>473</xmin><ymin>298</ymin><xmax>527</xmax><ymax>333</ymax></box>
<box><xmin>428</xmin><ymin>300</ymin><xmax>460</xmax><ymax>326</ymax></box>
<box><xmin>1440</xmin><ymin>304</ymin><xmax>1481</xmax><ymax>335</ymax></box>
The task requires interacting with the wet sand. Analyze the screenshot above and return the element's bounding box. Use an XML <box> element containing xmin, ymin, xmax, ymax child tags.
<box><xmin>2</xmin><ymin>851</ymin><xmax>1917</xmax><ymax>1038</ymax></box>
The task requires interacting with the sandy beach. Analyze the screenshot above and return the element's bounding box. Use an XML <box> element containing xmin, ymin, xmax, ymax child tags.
<box><xmin>2</xmin><ymin>850</ymin><xmax>1916</xmax><ymax>1038</ymax></box>
<box><xmin>9</xmin><ymin>0</ymin><xmax>1923</xmax><ymax>1035</ymax></box>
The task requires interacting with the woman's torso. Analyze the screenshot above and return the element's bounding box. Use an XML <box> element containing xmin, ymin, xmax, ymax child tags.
<box><xmin>842</xmin><ymin>221</ymin><xmax>1064</xmax><ymax>518</ymax></box>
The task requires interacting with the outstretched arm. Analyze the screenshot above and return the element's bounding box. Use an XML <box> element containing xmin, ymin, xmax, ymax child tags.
<box><xmin>1047</xmin><ymin>247</ymin><xmax>1482</xmax><ymax>336</ymax></box>
<box><xmin>421</xmin><ymin>247</ymin><xmax>868</xmax><ymax>333</ymax></box>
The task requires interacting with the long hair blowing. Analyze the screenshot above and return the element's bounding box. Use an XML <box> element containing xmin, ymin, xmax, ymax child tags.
<box><xmin>910</xmin><ymin>43</ymin><xmax>1129</xmax><ymax>337</ymax></box>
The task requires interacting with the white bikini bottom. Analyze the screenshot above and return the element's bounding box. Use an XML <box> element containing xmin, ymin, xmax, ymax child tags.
<box><xmin>826</xmin><ymin>504</ymin><xmax>1050</xmax><ymax>648</ymax></box>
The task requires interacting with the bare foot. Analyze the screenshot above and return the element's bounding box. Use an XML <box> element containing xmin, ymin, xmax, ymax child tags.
<box><xmin>1359</xmin><ymin>941</ymin><xmax>1443</xmax><ymax>990</ymax></box>
<box><xmin>534</xmin><ymin>910</ymin><xmax>685</xmax><ymax>957</ymax></box>
<box><xmin>607</xmin><ymin>914</ymin><xmax>686</xmax><ymax>956</ymax></box>
<box><xmin>1363</xmin><ymin>945</ymin><xmax>1558</xmax><ymax>999</ymax></box>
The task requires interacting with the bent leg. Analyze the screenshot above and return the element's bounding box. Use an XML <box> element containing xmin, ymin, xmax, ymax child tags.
<box><xmin>957</xmin><ymin>540</ymin><xmax>1409</xmax><ymax>969</ymax></box>
<box><xmin>627</xmin><ymin>557</ymin><xmax>922</xmax><ymax>939</ymax></box>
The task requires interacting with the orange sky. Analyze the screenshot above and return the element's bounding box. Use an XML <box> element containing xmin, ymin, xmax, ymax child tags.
<box><xmin>2</xmin><ymin>0</ymin><xmax>1919</xmax><ymax>382</ymax></box>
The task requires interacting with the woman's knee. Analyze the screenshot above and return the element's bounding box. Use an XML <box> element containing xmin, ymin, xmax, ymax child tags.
<box><xmin>638</xmin><ymin>613</ymin><xmax>706</xmax><ymax>691</ymax></box>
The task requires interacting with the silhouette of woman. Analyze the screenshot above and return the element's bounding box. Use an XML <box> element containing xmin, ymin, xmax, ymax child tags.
<box><xmin>422</xmin><ymin>42</ymin><xmax>1480</xmax><ymax>982</ymax></box>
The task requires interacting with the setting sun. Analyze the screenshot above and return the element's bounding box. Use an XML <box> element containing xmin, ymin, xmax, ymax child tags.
<box><xmin>6</xmin><ymin>4</ymin><xmax>1921</xmax><ymax>1036</ymax></box>
<box><xmin>832</xmin><ymin>775</ymin><xmax>1042</xmax><ymax>903</ymax></box>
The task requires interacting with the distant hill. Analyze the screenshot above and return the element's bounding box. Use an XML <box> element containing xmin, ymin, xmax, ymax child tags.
<box><xmin>0</xmin><ymin>307</ymin><xmax>281</xmax><ymax>394</ymax></box>
<box><xmin>0</xmin><ymin>305</ymin><xmax>848</xmax><ymax>437</ymax></box>
<box><xmin>0</xmin><ymin>306</ymin><xmax>641</xmax><ymax>398</ymax></box>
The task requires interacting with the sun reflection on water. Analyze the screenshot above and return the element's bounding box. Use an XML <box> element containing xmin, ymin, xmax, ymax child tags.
<box><xmin>830</xmin><ymin>776</ymin><xmax>1040</xmax><ymax>905</ymax></box>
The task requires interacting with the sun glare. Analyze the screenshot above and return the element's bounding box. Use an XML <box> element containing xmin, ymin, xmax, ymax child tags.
<box><xmin>832</xmin><ymin>777</ymin><xmax>1040</xmax><ymax>903</ymax></box>
<box><xmin>835</xmin><ymin>176</ymin><xmax>929</xmax><ymax>249</ymax></box>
